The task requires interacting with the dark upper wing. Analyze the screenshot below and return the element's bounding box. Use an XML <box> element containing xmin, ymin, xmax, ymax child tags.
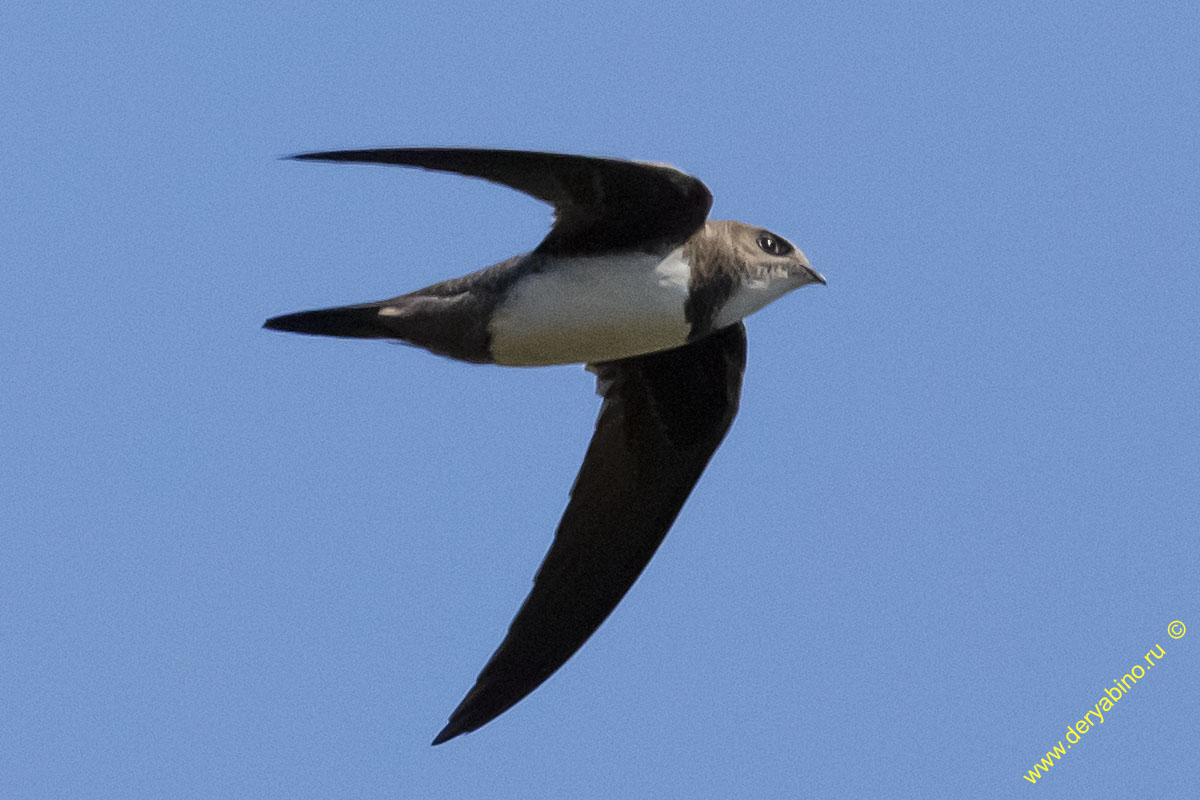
<box><xmin>432</xmin><ymin>322</ymin><xmax>747</xmax><ymax>745</ymax></box>
<box><xmin>289</xmin><ymin>148</ymin><xmax>712</xmax><ymax>255</ymax></box>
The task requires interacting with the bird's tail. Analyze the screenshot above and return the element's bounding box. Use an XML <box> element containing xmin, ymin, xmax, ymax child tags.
<box><xmin>263</xmin><ymin>302</ymin><xmax>395</xmax><ymax>339</ymax></box>
<box><xmin>264</xmin><ymin>294</ymin><xmax>493</xmax><ymax>364</ymax></box>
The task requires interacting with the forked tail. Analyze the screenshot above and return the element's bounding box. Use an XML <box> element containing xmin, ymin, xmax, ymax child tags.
<box><xmin>263</xmin><ymin>302</ymin><xmax>393</xmax><ymax>339</ymax></box>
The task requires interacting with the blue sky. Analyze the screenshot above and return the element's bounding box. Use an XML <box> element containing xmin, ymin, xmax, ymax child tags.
<box><xmin>3</xmin><ymin>1</ymin><xmax>1198</xmax><ymax>797</ymax></box>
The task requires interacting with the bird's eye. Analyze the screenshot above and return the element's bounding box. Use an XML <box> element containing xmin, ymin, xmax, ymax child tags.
<box><xmin>756</xmin><ymin>232</ymin><xmax>792</xmax><ymax>256</ymax></box>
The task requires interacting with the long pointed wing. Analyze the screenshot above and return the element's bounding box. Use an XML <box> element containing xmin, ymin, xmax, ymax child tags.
<box><xmin>432</xmin><ymin>322</ymin><xmax>747</xmax><ymax>745</ymax></box>
<box><xmin>289</xmin><ymin>147</ymin><xmax>712</xmax><ymax>255</ymax></box>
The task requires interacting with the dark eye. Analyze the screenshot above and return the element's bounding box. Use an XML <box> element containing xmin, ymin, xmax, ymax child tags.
<box><xmin>756</xmin><ymin>232</ymin><xmax>792</xmax><ymax>256</ymax></box>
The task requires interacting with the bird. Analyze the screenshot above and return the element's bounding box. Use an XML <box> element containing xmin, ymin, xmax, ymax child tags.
<box><xmin>264</xmin><ymin>148</ymin><xmax>825</xmax><ymax>745</ymax></box>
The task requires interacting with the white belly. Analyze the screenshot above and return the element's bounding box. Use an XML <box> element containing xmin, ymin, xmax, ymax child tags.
<box><xmin>488</xmin><ymin>249</ymin><xmax>692</xmax><ymax>366</ymax></box>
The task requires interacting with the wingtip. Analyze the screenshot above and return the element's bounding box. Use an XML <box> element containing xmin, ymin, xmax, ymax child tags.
<box><xmin>262</xmin><ymin>313</ymin><xmax>297</xmax><ymax>331</ymax></box>
<box><xmin>287</xmin><ymin>149</ymin><xmax>388</xmax><ymax>163</ymax></box>
<box><xmin>430</xmin><ymin>724</ymin><xmax>463</xmax><ymax>746</ymax></box>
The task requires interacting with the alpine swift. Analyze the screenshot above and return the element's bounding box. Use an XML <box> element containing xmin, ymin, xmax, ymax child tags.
<box><xmin>264</xmin><ymin>147</ymin><xmax>825</xmax><ymax>744</ymax></box>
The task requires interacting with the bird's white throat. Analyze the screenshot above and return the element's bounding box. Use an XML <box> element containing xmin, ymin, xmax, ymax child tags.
<box><xmin>712</xmin><ymin>264</ymin><xmax>808</xmax><ymax>330</ymax></box>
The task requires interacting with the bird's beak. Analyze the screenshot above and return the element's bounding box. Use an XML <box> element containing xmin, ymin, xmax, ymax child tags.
<box><xmin>805</xmin><ymin>265</ymin><xmax>826</xmax><ymax>286</ymax></box>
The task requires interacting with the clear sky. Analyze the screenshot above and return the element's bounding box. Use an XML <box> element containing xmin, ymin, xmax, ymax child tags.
<box><xmin>3</xmin><ymin>1</ymin><xmax>1197</xmax><ymax>797</ymax></box>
